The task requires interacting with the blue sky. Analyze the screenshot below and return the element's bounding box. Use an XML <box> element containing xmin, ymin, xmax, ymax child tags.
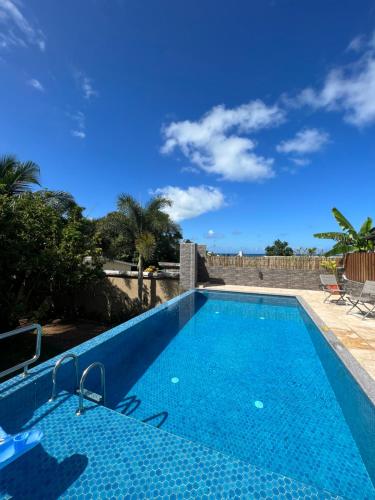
<box><xmin>1</xmin><ymin>0</ymin><xmax>374</xmax><ymax>253</ymax></box>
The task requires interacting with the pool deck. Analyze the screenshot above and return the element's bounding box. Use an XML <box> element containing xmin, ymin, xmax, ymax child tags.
<box><xmin>200</xmin><ymin>285</ymin><xmax>375</xmax><ymax>384</ymax></box>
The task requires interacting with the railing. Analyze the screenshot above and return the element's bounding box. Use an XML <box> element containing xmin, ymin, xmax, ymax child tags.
<box><xmin>49</xmin><ymin>354</ymin><xmax>79</xmax><ymax>402</ymax></box>
<box><xmin>0</xmin><ymin>324</ymin><xmax>42</xmax><ymax>379</ymax></box>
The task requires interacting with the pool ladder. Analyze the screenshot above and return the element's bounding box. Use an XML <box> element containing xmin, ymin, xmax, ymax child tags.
<box><xmin>49</xmin><ymin>354</ymin><xmax>106</xmax><ymax>416</ymax></box>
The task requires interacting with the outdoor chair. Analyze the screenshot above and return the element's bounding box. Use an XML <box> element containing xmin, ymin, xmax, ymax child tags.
<box><xmin>346</xmin><ymin>280</ymin><xmax>375</xmax><ymax>320</ymax></box>
<box><xmin>319</xmin><ymin>274</ymin><xmax>346</xmax><ymax>303</ymax></box>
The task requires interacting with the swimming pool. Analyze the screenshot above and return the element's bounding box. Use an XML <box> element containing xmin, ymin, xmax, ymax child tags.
<box><xmin>1</xmin><ymin>289</ymin><xmax>375</xmax><ymax>498</ymax></box>
<box><xmin>99</xmin><ymin>290</ymin><xmax>374</xmax><ymax>497</ymax></box>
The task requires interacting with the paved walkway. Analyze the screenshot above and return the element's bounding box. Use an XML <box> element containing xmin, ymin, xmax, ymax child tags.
<box><xmin>200</xmin><ymin>284</ymin><xmax>375</xmax><ymax>382</ymax></box>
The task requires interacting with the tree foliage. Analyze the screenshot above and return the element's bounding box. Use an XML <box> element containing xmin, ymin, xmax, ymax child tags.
<box><xmin>95</xmin><ymin>195</ymin><xmax>182</xmax><ymax>301</ymax></box>
<box><xmin>0</xmin><ymin>155</ymin><xmax>40</xmax><ymax>195</ymax></box>
<box><xmin>265</xmin><ymin>239</ymin><xmax>294</xmax><ymax>256</ymax></box>
<box><xmin>314</xmin><ymin>208</ymin><xmax>374</xmax><ymax>256</ymax></box>
<box><xmin>0</xmin><ymin>153</ymin><xmax>183</xmax><ymax>328</ymax></box>
<box><xmin>0</xmin><ymin>193</ymin><xmax>103</xmax><ymax>330</ymax></box>
<box><xmin>116</xmin><ymin>194</ymin><xmax>182</xmax><ymax>302</ymax></box>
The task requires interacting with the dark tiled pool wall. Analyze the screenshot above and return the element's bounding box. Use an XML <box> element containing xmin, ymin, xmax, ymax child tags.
<box><xmin>0</xmin><ymin>293</ymin><xmax>195</xmax><ymax>426</ymax></box>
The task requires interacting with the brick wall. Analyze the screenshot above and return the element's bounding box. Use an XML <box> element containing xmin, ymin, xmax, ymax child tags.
<box><xmin>204</xmin><ymin>265</ymin><xmax>325</xmax><ymax>290</ymax></box>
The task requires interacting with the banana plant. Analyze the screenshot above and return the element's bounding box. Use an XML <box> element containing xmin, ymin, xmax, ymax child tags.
<box><xmin>314</xmin><ymin>208</ymin><xmax>374</xmax><ymax>256</ymax></box>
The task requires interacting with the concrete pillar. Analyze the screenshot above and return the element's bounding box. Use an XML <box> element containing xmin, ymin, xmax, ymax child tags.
<box><xmin>179</xmin><ymin>242</ymin><xmax>197</xmax><ymax>290</ymax></box>
<box><xmin>197</xmin><ymin>244</ymin><xmax>209</xmax><ymax>282</ymax></box>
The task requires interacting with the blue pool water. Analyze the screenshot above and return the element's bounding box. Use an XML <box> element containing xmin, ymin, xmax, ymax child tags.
<box><xmin>99</xmin><ymin>290</ymin><xmax>375</xmax><ymax>498</ymax></box>
<box><xmin>1</xmin><ymin>290</ymin><xmax>375</xmax><ymax>498</ymax></box>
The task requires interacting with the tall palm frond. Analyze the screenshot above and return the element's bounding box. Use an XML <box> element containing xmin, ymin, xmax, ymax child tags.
<box><xmin>144</xmin><ymin>197</ymin><xmax>171</xmax><ymax>233</ymax></box>
<box><xmin>117</xmin><ymin>194</ymin><xmax>143</xmax><ymax>235</ymax></box>
<box><xmin>38</xmin><ymin>190</ymin><xmax>77</xmax><ymax>215</ymax></box>
<box><xmin>0</xmin><ymin>155</ymin><xmax>40</xmax><ymax>195</ymax></box>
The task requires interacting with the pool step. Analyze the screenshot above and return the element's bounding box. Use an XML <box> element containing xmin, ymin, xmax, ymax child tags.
<box><xmin>80</xmin><ymin>388</ymin><xmax>103</xmax><ymax>404</ymax></box>
<box><xmin>49</xmin><ymin>356</ymin><xmax>106</xmax><ymax>415</ymax></box>
<box><xmin>76</xmin><ymin>362</ymin><xmax>106</xmax><ymax>416</ymax></box>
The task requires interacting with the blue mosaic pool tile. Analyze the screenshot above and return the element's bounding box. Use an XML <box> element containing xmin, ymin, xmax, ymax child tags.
<box><xmin>104</xmin><ymin>293</ymin><xmax>375</xmax><ymax>498</ymax></box>
<box><xmin>0</xmin><ymin>395</ymin><xmax>341</xmax><ymax>499</ymax></box>
<box><xmin>1</xmin><ymin>290</ymin><xmax>375</xmax><ymax>499</ymax></box>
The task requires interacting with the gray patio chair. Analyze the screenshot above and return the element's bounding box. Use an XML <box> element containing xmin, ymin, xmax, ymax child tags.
<box><xmin>319</xmin><ymin>274</ymin><xmax>346</xmax><ymax>303</ymax></box>
<box><xmin>346</xmin><ymin>280</ymin><xmax>375</xmax><ymax>320</ymax></box>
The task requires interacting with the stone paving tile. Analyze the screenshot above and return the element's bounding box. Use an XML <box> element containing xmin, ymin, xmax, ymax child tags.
<box><xmin>333</xmin><ymin>331</ymin><xmax>372</xmax><ymax>349</ymax></box>
<box><xmin>351</xmin><ymin>349</ymin><xmax>375</xmax><ymax>361</ymax></box>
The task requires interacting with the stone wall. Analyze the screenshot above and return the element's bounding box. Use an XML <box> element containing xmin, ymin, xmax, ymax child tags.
<box><xmin>180</xmin><ymin>242</ymin><xmax>337</xmax><ymax>291</ymax></box>
<box><xmin>203</xmin><ymin>265</ymin><xmax>325</xmax><ymax>290</ymax></box>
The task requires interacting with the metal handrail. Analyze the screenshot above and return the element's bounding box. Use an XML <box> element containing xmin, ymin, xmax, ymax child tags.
<box><xmin>49</xmin><ymin>353</ymin><xmax>79</xmax><ymax>402</ymax></box>
<box><xmin>0</xmin><ymin>324</ymin><xmax>42</xmax><ymax>379</ymax></box>
<box><xmin>76</xmin><ymin>362</ymin><xmax>106</xmax><ymax>416</ymax></box>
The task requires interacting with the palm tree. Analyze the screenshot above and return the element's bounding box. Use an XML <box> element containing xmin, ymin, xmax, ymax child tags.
<box><xmin>0</xmin><ymin>155</ymin><xmax>40</xmax><ymax>195</ymax></box>
<box><xmin>38</xmin><ymin>190</ymin><xmax>77</xmax><ymax>216</ymax></box>
<box><xmin>314</xmin><ymin>208</ymin><xmax>374</xmax><ymax>256</ymax></box>
<box><xmin>117</xmin><ymin>194</ymin><xmax>173</xmax><ymax>302</ymax></box>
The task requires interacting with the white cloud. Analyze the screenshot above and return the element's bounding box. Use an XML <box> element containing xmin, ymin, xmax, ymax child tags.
<box><xmin>27</xmin><ymin>78</ymin><xmax>44</xmax><ymax>92</ymax></box>
<box><xmin>75</xmin><ymin>71</ymin><xmax>98</xmax><ymax>100</ymax></box>
<box><xmin>69</xmin><ymin>111</ymin><xmax>86</xmax><ymax>139</ymax></box>
<box><xmin>290</xmin><ymin>157</ymin><xmax>311</xmax><ymax>167</ymax></box>
<box><xmin>71</xmin><ymin>130</ymin><xmax>86</xmax><ymax>139</ymax></box>
<box><xmin>181</xmin><ymin>166</ymin><xmax>200</xmax><ymax>174</ymax></box>
<box><xmin>0</xmin><ymin>0</ymin><xmax>45</xmax><ymax>51</ymax></box>
<box><xmin>276</xmin><ymin>128</ymin><xmax>329</xmax><ymax>154</ymax></box>
<box><xmin>205</xmin><ymin>229</ymin><xmax>224</xmax><ymax>239</ymax></box>
<box><xmin>295</xmin><ymin>33</ymin><xmax>375</xmax><ymax>127</ymax></box>
<box><xmin>161</xmin><ymin>100</ymin><xmax>285</xmax><ymax>181</ymax></box>
<box><xmin>153</xmin><ymin>185</ymin><xmax>225</xmax><ymax>222</ymax></box>
<box><xmin>346</xmin><ymin>35</ymin><xmax>366</xmax><ymax>53</ymax></box>
<box><xmin>81</xmin><ymin>76</ymin><xmax>98</xmax><ymax>100</ymax></box>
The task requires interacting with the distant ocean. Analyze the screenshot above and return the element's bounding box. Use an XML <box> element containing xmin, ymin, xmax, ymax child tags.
<box><xmin>218</xmin><ymin>253</ymin><xmax>265</xmax><ymax>257</ymax></box>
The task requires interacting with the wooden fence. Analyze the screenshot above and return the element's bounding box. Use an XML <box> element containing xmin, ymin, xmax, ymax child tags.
<box><xmin>206</xmin><ymin>255</ymin><xmax>342</xmax><ymax>270</ymax></box>
<box><xmin>344</xmin><ymin>253</ymin><xmax>375</xmax><ymax>282</ymax></box>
